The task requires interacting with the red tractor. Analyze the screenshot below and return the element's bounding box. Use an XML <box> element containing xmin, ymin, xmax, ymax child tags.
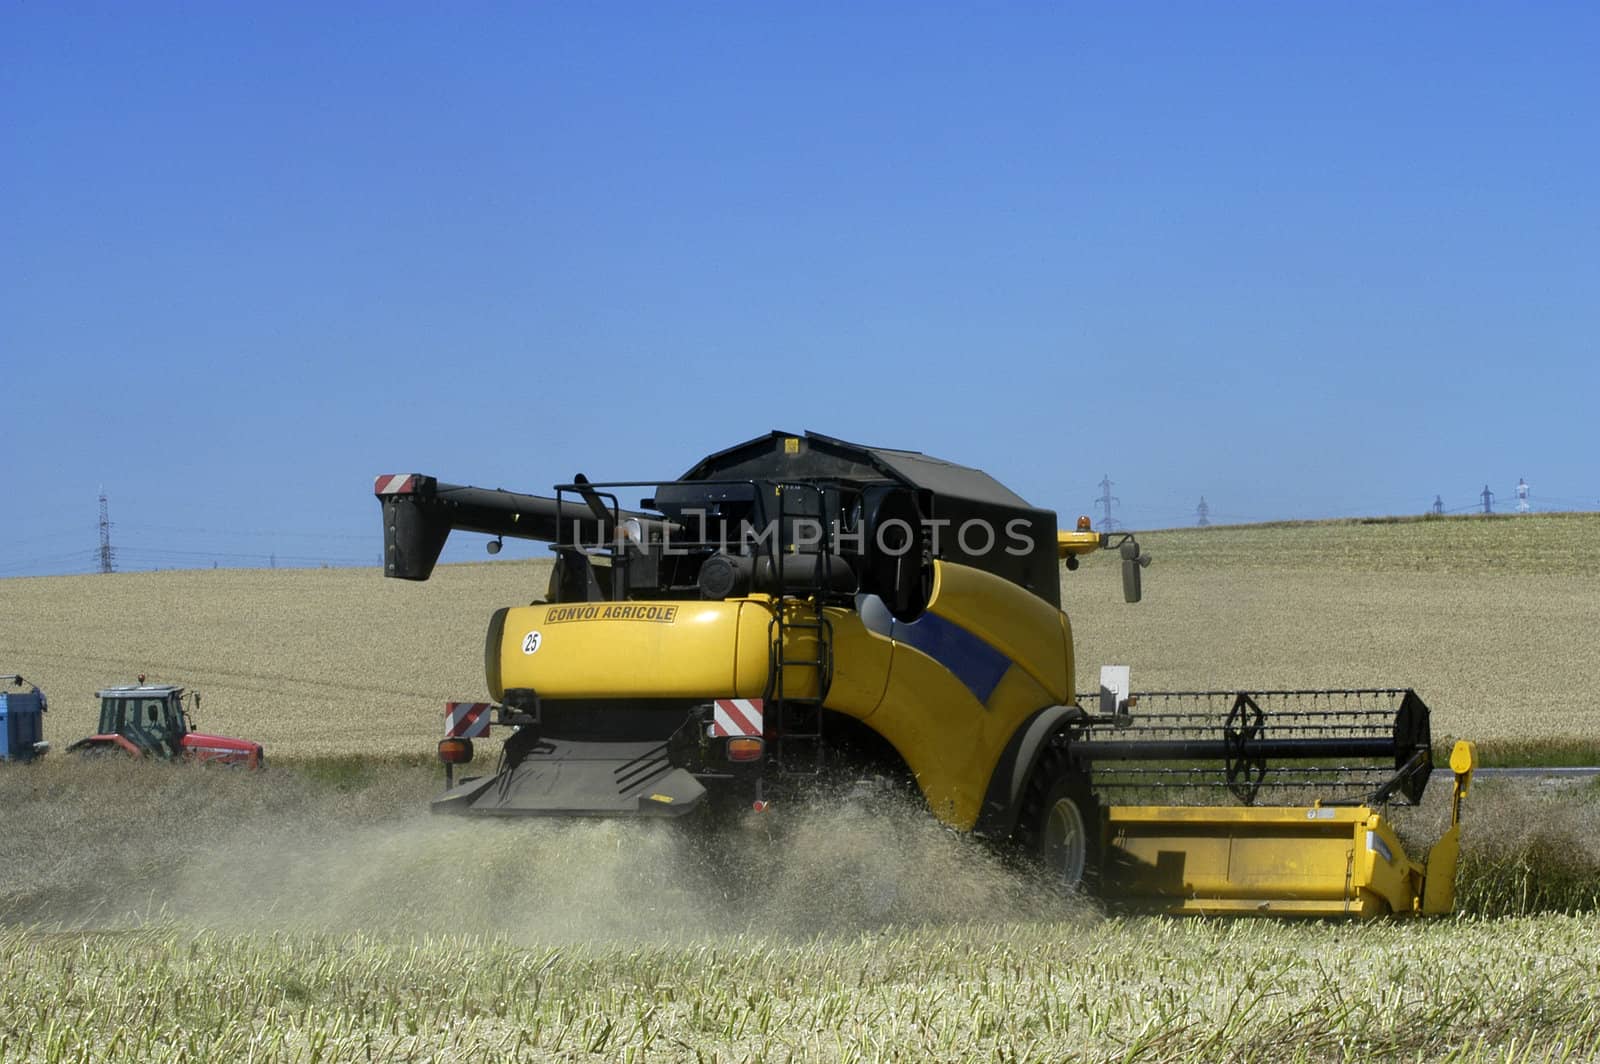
<box><xmin>68</xmin><ymin>679</ymin><xmax>264</xmax><ymax>768</ymax></box>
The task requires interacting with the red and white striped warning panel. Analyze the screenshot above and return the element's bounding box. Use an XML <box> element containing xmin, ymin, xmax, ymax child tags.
<box><xmin>374</xmin><ymin>474</ymin><xmax>418</xmax><ymax>496</ymax></box>
<box><xmin>445</xmin><ymin>701</ymin><xmax>492</xmax><ymax>738</ymax></box>
<box><xmin>710</xmin><ymin>698</ymin><xmax>764</xmax><ymax>738</ymax></box>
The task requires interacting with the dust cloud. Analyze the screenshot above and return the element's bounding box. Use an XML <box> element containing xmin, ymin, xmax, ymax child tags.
<box><xmin>0</xmin><ymin>760</ymin><xmax>1088</xmax><ymax>940</ymax></box>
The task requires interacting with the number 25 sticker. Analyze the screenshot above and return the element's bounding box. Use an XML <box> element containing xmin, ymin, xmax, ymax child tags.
<box><xmin>522</xmin><ymin>631</ymin><xmax>542</xmax><ymax>655</ymax></box>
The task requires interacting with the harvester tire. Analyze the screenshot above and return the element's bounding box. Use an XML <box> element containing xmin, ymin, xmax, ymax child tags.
<box><xmin>1020</xmin><ymin>749</ymin><xmax>1101</xmax><ymax>893</ymax></box>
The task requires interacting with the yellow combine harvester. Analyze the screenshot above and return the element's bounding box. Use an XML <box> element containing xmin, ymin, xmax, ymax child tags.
<box><xmin>375</xmin><ymin>431</ymin><xmax>1475</xmax><ymax>917</ymax></box>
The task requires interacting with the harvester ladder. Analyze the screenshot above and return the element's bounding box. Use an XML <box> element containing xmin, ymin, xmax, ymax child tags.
<box><xmin>768</xmin><ymin>482</ymin><xmax>834</xmax><ymax>776</ymax></box>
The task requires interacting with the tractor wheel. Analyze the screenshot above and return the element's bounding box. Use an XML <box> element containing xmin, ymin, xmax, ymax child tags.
<box><xmin>1020</xmin><ymin>748</ymin><xmax>1101</xmax><ymax>893</ymax></box>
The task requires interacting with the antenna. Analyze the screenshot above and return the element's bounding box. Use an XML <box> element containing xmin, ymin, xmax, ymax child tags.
<box><xmin>1480</xmin><ymin>484</ymin><xmax>1495</xmax><ymax>515</ymax></box>
<box><xmin>1095</xmin><ymin>474</ymin><xmax>1120</xmax><ymax>532</ymax></box>
<box><xmin>97</xmin><ymin>487</ymin><xmax>116</xmax><ymax>574</ymax></box>
<box><xmin>1196</xmin><ymin>497</ymin><xmax>1210</xmax><ymax>527</ymax></box>
<box><xmin>1516</xmin><ymin>477</ymin><xmax>1530</xmax><ymax>514</ymax></box>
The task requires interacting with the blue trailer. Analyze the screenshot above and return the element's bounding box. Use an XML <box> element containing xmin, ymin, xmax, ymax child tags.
<box><xmin>0</xmin><ymin>675</ymin><xmax>48</xmax><ymax>762</ymax></box>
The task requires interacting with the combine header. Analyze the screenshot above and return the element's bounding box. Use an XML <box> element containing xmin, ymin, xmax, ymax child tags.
<box><xmin>1077</xmin><ymin>687</ymin><xmax>1472</xmax><ymax>915</ymax></box>
<box><xmin>375</xmin><ymin>431</ymin><xmax>1474</xmax><ymax>917</ymax></box>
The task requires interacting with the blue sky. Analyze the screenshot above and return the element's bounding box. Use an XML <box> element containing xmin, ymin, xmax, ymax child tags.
<box><xmin>4</xmin><ymin>4</ymin><xmax>1597</xmax><ymax>576</ymax></box>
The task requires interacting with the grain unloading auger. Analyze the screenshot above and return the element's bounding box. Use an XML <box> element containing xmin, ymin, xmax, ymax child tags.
<box><xmin>375</xmin><ymin>431</ymin><xmax>1476</xmax><ymax>918</ymax></box>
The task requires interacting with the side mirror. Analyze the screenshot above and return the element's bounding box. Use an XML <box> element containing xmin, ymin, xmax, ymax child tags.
<box><xmin>1119</xmin><ymin>539</ymin><xmax>1151</xmax><ymax>603</ymax></box>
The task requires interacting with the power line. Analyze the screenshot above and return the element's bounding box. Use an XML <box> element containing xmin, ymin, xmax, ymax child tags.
<box><xmin>116</xmin><ymin>522</ymin><xmax>371</xmax><ymax>541</ymax></box>
<box><xmin>116</xmin><ymin>546</ymin><xmax>371</xmax><ymax>565</ymax></box>
<box><xmin>0</xmin><ymin>549</ymin><xmax>101</xmax><ymax>576</ymax></box>
<box><xmin>4</xmin><ymin>527</ymin><xmax>101</xmax><ymax>550</ymax></box>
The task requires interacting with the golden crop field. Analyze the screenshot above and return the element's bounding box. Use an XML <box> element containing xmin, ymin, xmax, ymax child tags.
<box><xmin>1070</xmin><ymin>513</ymin><xmax>1600</xmax><ymax>758</ymax></box>
<box><xmin>6</xmin><ymin>915</ymin><xmax>1600</xmax><ymax>1062</ymax></box>
<box><xmin>2</xmin><ymin>511</ymin><xmax>1596</xmax><ymax>760</ymax></box>
<box><xmin>1</xmin><ymin>754</ymin><xmax>1598</xmax><ymax>1061</ymax></box>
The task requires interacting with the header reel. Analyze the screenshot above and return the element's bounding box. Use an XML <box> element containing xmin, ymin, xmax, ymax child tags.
<box><xmin>1074</xmin><ymin>687</ymin><xmax>1434</xmax><ymax>808</ymax></box>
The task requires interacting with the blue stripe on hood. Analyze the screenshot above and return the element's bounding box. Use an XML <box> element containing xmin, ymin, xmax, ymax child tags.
<box><xmin>858</xmin><ymin>595</ymin><xmax>1011</xmax><ymax>705</ymax></box>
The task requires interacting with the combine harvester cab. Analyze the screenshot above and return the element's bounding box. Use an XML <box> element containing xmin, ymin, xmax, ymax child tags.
<box><xmin>376</xmin><ymin>431</ymin><xmax>1475</xmax><ymax>917</ymax></box>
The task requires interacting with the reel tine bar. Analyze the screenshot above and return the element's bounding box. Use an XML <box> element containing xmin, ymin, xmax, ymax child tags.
<box><xmin>1073</xmin><ymin>687</ymin><xmax>1434</xmax><ymax>806</ymax></box>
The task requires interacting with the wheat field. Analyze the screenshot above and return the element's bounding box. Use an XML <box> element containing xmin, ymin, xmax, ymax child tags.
<box><xmin>2</xmin><ymin>512</ymin><xmax>1596</xmax><ymax>760</ymax></box>
<box><xmin>1</xmin><ymin>752</ymin><xmax>1598</xmax><ymax>1061</ymax></box>
<box><xmin>6</xmin><ymin>915</ymin><xmax>1600</xmax><ymax>1062</ymax></box>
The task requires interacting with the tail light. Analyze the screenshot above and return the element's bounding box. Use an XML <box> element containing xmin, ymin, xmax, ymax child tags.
<box><xmin>726</xmin><ymin>737</ymin><xmax>764</xmax><ymax>762</ymax></box>
<box><xmin>438</xmin><ymin>737</ymin><xmax>474</xmax><ymax>764</ymax></box>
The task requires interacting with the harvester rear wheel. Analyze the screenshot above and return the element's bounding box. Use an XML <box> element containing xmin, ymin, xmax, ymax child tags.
<box><xmin>1021</xmin><ymin>750</ymin><xmax>1101</xmax><ymax>892</ymax></box>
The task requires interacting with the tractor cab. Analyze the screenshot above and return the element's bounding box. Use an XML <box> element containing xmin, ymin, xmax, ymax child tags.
<box><xmin>95</xmin><ymin>684</ymin><xmax>192</xmax><ymax>757</ymax></box>
<box><xmin>69</xmin><ymin>680</ymin><xmax>264</xmax><ymax>768</ymax></box>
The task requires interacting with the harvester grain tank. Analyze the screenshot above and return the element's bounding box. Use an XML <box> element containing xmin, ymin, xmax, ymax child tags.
<box><xmin>374</xmin><ymin>431</ymin><xmax>1476</xmax><ymax>917</ymax></box>
<box><xmin>0</xmin><ymin>675</ymin><xmax>49</xmax><ymax>762</ymax></box>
